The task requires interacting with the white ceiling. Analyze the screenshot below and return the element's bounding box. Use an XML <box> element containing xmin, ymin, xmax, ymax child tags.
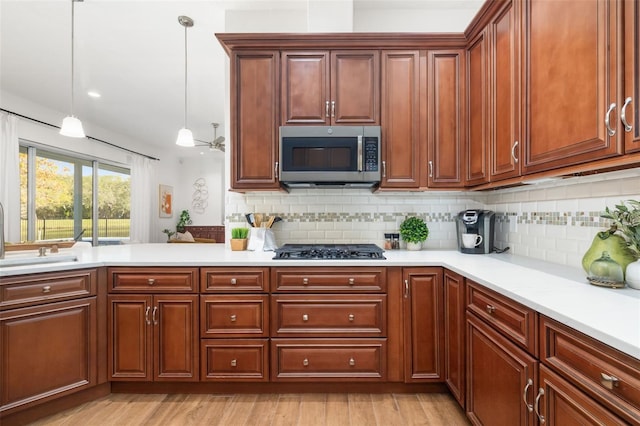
<box><xmin>0</xmin><ymin>0</ymin><xmax>484</xmax><ymax>159</ymax></box>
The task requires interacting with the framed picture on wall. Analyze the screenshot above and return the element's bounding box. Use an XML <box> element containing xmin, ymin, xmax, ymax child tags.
<box><xmin>159</xmin><ymin>184</ymin><xmax>173</xmax><ymax>218</ymax></box>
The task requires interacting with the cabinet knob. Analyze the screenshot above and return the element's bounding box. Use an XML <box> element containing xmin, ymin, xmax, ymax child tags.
<box><xmin>348</xmin><ymin>278</ymin><xmax>355</xmax><ymax>286</ymax></box>
<box><xmin>42</xmin><ymin>285</ymin><xmax>51</xmax><ymax>293</ymax></box>
<box><xmin>230</xmin><ymin>278</ymin><xmax>237</xmax><ymax>285</ymax></box>
<box><xmin>230</xmin><ymin>314</ymin><xmax>237</xmax><ymax>322</ymax></box>
<box><xmin>147</xmin><ymin>278</ymin><xmax>155</xmax><ymax>286</ymax></box>
<box><xmin>348</xmin><ymin>314</ymin><xmax>355</xmax><ymax>322</ymax></box>
<box><xmin>486</xmin><ymin>304</ymin><xmax>496</xmax><ymax>314</ymax></box>
<box><xmin>302</xmin><ymin>314</ymin><xmax>309</xmax><ymax>322</ymax></box>
<box><xmin>349</xmin><ymin>358</ymin><xmax>355</xmax><ymax>366</ymax></box>
<box><xmin>231</xmin><ymin>359</ymin><xmax>237</xmax><ymax>367</ymax></box>
<box><xmin>303</xmin><ymin>359</ymin><xmax>309</xmax><ymax>366</ymax></box>
<box><xmin>302</xmin><ymin>278</ymin><xmax>309</xmax><ymax>285</ymax></box>
<box><xmin>600</xmin><ymin>372</ymin><xmax>620</xmax><ymax>390</ymax></box>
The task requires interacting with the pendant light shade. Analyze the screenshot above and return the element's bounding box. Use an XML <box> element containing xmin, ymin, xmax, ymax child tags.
<box><xmin>176</xmin><ymin>15</ymin><xmax>194</xmax><ymax>147</ymax></box>
<box><xmin>60</xmin><ymin>0</ymin><xmax>85</xmax><ymax>138</ymax></box>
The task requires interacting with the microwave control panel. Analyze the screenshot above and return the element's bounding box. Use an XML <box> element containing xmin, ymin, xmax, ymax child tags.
<box><xmin>364</xmin><ymin>138</ymin><xmax>379</xmax><ymax>171</ymax></box>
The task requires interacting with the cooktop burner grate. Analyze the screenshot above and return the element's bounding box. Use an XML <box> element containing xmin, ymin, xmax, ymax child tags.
<box><xmin>273</xmin><ymin>244</ymin><xmax>385</xmax><ymax>260</ymax></box>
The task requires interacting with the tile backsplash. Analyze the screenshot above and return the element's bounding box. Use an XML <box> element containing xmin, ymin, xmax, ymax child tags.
<box><xmin>226</xmin><ymin>168</ymin><xmax>640</xmax><ymax>269</ymax></box>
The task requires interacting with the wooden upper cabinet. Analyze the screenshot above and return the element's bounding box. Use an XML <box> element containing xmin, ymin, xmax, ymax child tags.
<box><xmin>523</xmin><ymin>0</ymin><xmax>622</xmax><ymax>173</ymax></box>
<box><xmin>231</xmin><ymin>50</ymin><xmax>280</xmax><ymax>190</ymax></box>
<box><xmin>427</xmin><ymin>49</ymin><xmax>465</xmax><ymax>188</ymax></box>
<box><xmin>490</xmin><ymin>0</ymin><xmax>522</xmax><ymax>181</ymax></box>
<box><xmin>466</xmin><ymin>30</ymin><xmax>490</xmax><ymax>186</ymax></box>
<box><xmin>380</xmin><ymin>50</ymin><xmax>421</xmax><ymax>189</ymax></box>
<box><xmin>281</xmin><ymin>50</ymin><xmax>379</xmax><ymax>125</ymax></box>
<box><xmin>624</xmin><ymin>0</ymin><xmax>640</xmax><ymax>153</ymax></box>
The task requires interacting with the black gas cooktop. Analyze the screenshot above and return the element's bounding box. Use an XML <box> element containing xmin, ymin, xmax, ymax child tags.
<box><xmin>273</xmin><ymin>244</ymin><xmax>385</xmax><ymax>260</ymax></box>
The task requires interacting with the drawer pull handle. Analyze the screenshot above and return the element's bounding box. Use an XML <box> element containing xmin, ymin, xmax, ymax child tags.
<box><xmin>230</xmin><ymin>314</ymin><xmax>237</xmax><ymax>322</ymax></box>
<box><xmin>302</xmin><ymin>314</ymin><xmax>309</xmax><ymax>322</ymax></box>
<box><xmin>600</xmin><ymin>372</ymin><xmax>620</xmax><ymax>389</ymax></box>
<box><xmin>534</xmin><ymin>388</ymin><xmax>545</xmax><ymax>424</ymax></box>
<box><xmin>486</xmin><ymin>304</ymin><xmax>496</xmax><ymax>314</ymax></box>
<box><xmin>303</xmin><ymin>359</ymin><xmax>309</xmax><ymax>366</ymax></box>
<box><xmin>302</xmin><ymin>278</ymin><xmax>309</xmax><ymax>285</ymax></box>
<box><xmin>152</xmin><ymin>306</ymin><xmax>158</xmax><ymax>325</ymax></box>
<box><xmin>42</xmin><ymin>285</ymin><xmax>52</xmax><ymax>293</ymax></box>
<box><xmin>523</xmin><ymin>378</ymin><xmax>533</xmax><ymax>412</ymax></box>
<box><xmin>349</xmin><ymin>358</ymin><xmax>355</xmax><ymax>366</ymax></box>
<box><xmin>231</xmin><ymin>359</ymin><xmax>237</xmax><ymax>367</ymax></box>
<box><xmin>147</xmin><ymin>278</ymin><xmax>155</xmax><ymax>286</ymax></box>
<box><xmin>348</xmin><ymin>314</ymin><xmax>355</xmax><ymax>321</ymax></box>
<box><xmin>348</xmin><ymin>278</ymin><xmax>355</xmax><ymax>285</ymax></box>
<box><xmin>145</xmin><ymin>306</ymin><xmax>151</xmax><ymax>325</ymax></box>
<box><xmin>230</xmin><ymin>278</ymin><xmax>237</xmax><ymax>285</ymax></box>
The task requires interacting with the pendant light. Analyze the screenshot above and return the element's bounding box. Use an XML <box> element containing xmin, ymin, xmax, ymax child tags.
<box><xmin>176</xmin><ymin>15</ymin><xmax>194</xmax><ymax>147</ymax></box>
<box><xmin>60</xmin><ymin>0</ymin><xmax>86</xmax><ymax>138</ymax></box>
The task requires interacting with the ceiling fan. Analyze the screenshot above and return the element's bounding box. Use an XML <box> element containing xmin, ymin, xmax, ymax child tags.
<box><xmin>195</xmin><ymin>122</ymin><xmax>225</xmax><ymax>152</ymax></box>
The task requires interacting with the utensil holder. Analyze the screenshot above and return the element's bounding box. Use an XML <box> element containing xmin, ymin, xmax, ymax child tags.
<box><xmin>247</xmin><ymin>228</ymin><xmax>278</xmax><ymax>251</ymax></box>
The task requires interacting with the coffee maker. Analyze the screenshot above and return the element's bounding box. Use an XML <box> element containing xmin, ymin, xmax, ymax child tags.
<box><xmin>456</xmin><ymin>210</ymin><xmax>495</xmax><ymax>254</ymax></box>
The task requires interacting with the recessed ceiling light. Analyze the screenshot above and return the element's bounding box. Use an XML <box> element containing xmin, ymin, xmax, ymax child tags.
<box><xmin>87</xmin><ymin>91</ymin><xmax>101</xmax><ymax>98</ymax></box>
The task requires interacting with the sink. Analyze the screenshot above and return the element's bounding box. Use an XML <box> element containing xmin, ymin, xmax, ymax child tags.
<box><xmin>0</xmin><ymin>253</ymin><xmax>78</xmax><ymax>267</ymax></box>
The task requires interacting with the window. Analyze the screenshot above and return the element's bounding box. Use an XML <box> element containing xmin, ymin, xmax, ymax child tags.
<box><xmin>19</xmin><ymin>145</ymin><xmax>130</xmax><ymax>245</ymax></box>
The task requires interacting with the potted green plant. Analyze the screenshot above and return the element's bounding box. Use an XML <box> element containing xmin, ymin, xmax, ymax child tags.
<box><xmin>230</xmin><ymin>227</ymin><xmax>249</xmax><ymax>251</ymax></box>
<box><xmin>399</xmin><ymin>216</ymin><xmax>429</xmax><ymax>250</ymax></box>
<box><xmin>176</xmin><ymin>210</ymin><xmax>192</xmax><ymax>233</ymax></box>
<box><xmin>600</xmin><ymin>200</ymin><xmax>640</xmax><ymax>288</ymax></box>
<box><xmin>162</xmin><ymin>228</ymin><xmax>176</xmax><ymax>242</ymax></box>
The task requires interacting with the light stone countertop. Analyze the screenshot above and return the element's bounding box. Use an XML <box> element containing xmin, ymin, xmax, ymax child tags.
<box><xmin>1</xmin><ymin>243</ymin><xmax>638</xmax><ymax>360</ymax></box>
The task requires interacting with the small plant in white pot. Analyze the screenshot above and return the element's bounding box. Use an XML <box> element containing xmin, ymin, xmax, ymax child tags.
<box><xmin>399</xmin><ymin>216</ymin><xmax>429</xmax><ymax>250</ymax></box>
<box><xmin>230</xmin><ymin>227</ymin><xmax>249</xmax><ymax>251</ymax></box>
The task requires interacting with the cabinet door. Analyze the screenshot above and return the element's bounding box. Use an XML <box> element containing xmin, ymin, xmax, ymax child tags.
<box><xmin>281</xmin><ymin>51</ymin><xmax>330</xmax><ymax>125</ymax></box>
<box><xmin>523</xmin><ymin>0</ymin><xmax>622</xmax><ymax>173</ymax></box>
<box><xmin>443</xmin><ymin>270</ymin><xmax>465</xmax><ymax>407</ymax></box>
<box><xmin>231</xmin><ymin>50</ymin><xmax>280</xmax><ymax>190</ymax></box>
<box><xmin>466</xmin><ymin>30</ymin><xmax>490</xmax><ymax>186</ymax></box>
<box><xmin>490</xmin><ymin>0</ymin><xmax>522</xmax><ymax>181</ymax></box>
<box><xmin>427</xmin><ymin>50</ymin><xmax>465</xmax><ymax>188</ymax></box>
<box><xmin>466</xmin><ymin>312</ymin><xmax>537</xmax><ymax>426</ymax></box>
<box><xmin>380</xmin><ymin>50</ymin><xmax>421</xmax><ymax>188</ymax></box>
<box><xmin>331</xmin><ymin>51</ymin><xmax>379</xmax><ymax>125</ymax></box>
<box><xmin>624</xmin><ymin>0</ymin><xmax>640</xmax><ymax>153</ymax></box>
<box><xmin>403</xmin><ymin>268</ymin><xmax>443</xmax><ymax>382</ymax></box>
<box><xmin>108</xmin><ymin>295</ymin><xmax>152</xmax><ymax>381</ymax></box>
<box><xmin>1</xmin><ymin>298</ymin><xmax>97</xmax><ymax>412</ymax></box>
<box><xmin>538</xmin><ymin>364</ymin><xmax>627</xmax><ymax>426</ymax></box>
<box><xmin>154</xmin><ymin>295</ymin><xmax>199</xmax><ymax>381</ymax></box>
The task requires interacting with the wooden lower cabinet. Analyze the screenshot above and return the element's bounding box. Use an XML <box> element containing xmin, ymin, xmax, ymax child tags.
<box><xmin>403</xmin><ymin>267</ymin><xmax>443</xmax><ymax>382</ymax></box>
<box><xmin>0</xmin><ymin>297</ymin><xmax>98</xmax><ymax>414</ymax></box>
<box><xmin>443</xmin><ymin>269</ymin><xmax>465</xmax><ymax>406</ymax></box>
<box><xmin>466</xmin><ymin>311</ymin><xmax>538</xmax><ymax>426</ymax></box>
<box><xmin>108</xmin><ymin>294</ymin><xmax>199</xmax><ymax>381</ymax></box>
<box><xmin>538</xmin><ymin>364</ymin><xmax>627</xmax><ymax>425</ymax></box>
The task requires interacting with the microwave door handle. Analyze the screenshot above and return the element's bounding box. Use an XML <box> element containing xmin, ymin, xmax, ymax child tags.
<box><xmin>357</xmin><ymin>135</ymin><xmax>363</xmax><ymax>172</ymax></box>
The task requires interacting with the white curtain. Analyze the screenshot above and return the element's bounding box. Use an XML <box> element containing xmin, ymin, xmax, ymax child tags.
<box><xmin>0</xmin><ymin>112</ymin><xmax>20</xmax><ymax>242</ymax></box>
<box><xmin>130</xmin><ymin>154</ymin><xmax>157</xmax><ymax>243</ymax></box>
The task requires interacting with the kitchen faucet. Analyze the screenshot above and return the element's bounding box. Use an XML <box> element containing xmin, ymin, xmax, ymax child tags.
<box><xmin>0</xmin><ymin>202</ymin><xmax>4</xmax><ymax>259</ymax></box>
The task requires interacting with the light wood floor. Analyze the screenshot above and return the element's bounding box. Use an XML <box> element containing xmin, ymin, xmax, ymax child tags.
<box><xmin>30</xmin><ymin>393</ymin><xmax>470</xmax><ymax>426</ymax></box>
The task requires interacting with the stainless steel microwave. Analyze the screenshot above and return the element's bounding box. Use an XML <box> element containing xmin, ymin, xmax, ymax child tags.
<box><xmin>279</xmin><ymin>125</ymin><xmax>381</xmax><ymax>188</ymax></box>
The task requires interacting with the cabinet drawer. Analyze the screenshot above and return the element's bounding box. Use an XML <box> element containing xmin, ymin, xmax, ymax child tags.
<box><xmin>540</xmin><ymin>316</ymin><xmax>640</xmax><ymax>425</ymax></box>
<box><xmin>201</xmin><ymin>339</ymin><xmax>268</xmax><ymax>382</ymax></box>
<box><xmin>201</xmin><ymin>267</ymin><xmax>268</xmax><ymax>292</ymax></box>
<box><xmin>0</xmin><ymin>269</ymin><xmax>96</xmax><ymax>310</ymax></box>
<box><xmin>108</xmin><ymin>267</ymin><xmax>198</xmax><ymax>293</ymax></box>
<box><xmin>271</xmin><ymin>338</ymin><xmax>386</xmax><ymax>381</ymax></box>
<box><xmin>201</xmin><ymin>295</ymin><xmax>269</xmax><ymax>338</ymax></box>
<box><xmin>272</xmin><ymin>295</ymin><xmax>386</xmax><ymax>337</ymax></box>
<box><xmin>466</xmin><ymin>280</ymin><xmax>537</xmax><ymax>355</ymax></box>
<box><xmin>271</xmin><ymin>267</ymin><xmax>386</xmax><ymax>292</ymax></box>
